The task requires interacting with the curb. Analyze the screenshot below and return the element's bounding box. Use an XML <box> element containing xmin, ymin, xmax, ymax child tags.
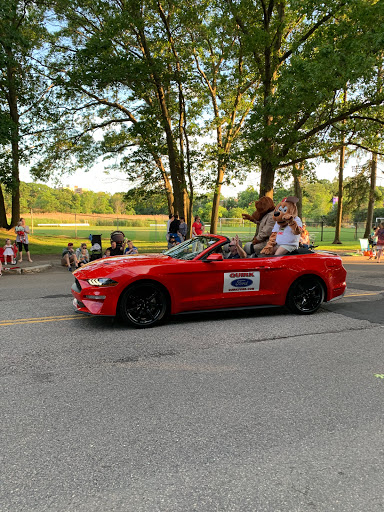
<box><xmin>2</xmin><ymin>264</ymin><xmax>53</xmax><ymax>275</ymax></box>
<box><xmin>21</xmin><ymin>264</ymin><xmax>53</xmax><ymax>274</ymax></box>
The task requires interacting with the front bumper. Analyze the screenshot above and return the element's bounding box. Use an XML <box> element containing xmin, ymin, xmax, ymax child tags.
<box><xmin>71</xmin><ymin>279</ymin><xmax>120</xmax><ymax>316</ymax></box>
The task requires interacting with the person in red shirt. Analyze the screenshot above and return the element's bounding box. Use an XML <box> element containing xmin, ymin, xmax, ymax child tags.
<box><xmin>192</xmin><ymin>215</ymin><xmax>205</xmax><ymax>237</ymax></box>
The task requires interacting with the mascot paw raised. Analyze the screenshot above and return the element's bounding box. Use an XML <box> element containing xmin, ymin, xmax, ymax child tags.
<box><xmin>242</xmin><ymin>196</ymin><xmax>276</xmax><ymax>255</ymax></box>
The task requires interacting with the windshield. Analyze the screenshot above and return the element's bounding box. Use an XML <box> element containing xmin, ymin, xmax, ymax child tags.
<box><xmin>164</xmin><ymin>236</ymin><xmax>223</xmax><ymax>260</ymax></box>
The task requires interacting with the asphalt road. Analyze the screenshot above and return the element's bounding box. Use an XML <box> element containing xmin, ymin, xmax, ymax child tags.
<box><xmin>1</xmin><ymin>260</ymin><xmax>384</xmax><ymax>511</ymax></box>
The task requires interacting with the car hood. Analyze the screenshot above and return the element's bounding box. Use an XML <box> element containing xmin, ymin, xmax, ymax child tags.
<box><xmin>73</xmin><ymin>253</ymin><xmax>173</xmax><ymax>279</ymax></box>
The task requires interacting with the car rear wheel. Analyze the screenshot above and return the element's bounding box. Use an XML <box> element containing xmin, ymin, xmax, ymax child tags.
<box><xmin>119</xmin><ymin>282</ymin><xmax>168</xmax><ymax>328</ymax></box>
<box><xmin>286</xmin><ymin>276</ymin><xmax>324</xmax><ymax>315</ymax></box>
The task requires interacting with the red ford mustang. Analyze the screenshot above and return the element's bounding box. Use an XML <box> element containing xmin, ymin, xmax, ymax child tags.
<box><xmin>71</xmin><ymin>235</ymin><xmax>346</xmax><ymax>328</ymax></box>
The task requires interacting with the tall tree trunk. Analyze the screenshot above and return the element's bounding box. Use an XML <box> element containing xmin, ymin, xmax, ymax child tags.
<box><xmin>260</xmin><ymin>159</ymin><xmax>275</xmax><ymax>198</ymax></box>
<box><xmin>7</xmin><ymin>49</ymin><xmax>21</xmax><ymax>228</ymax></box>
<box><xmin>364</xmin><ymin>152</ymin><xmax>377</xmax><ymax>238</ymax></box>
<box><xmin>210</xmin><ymin>162</ymin><xmax>226</xmax><ymax>234</ymax></box>
<box><xmin>293</xmin><ymin>163</ymin><xmax>303</xmax><ymax>219</ymax></box>
<box><xmin>10</xmin><ymin>131</ymin><xmax>20</xmax><ymax>227</ymax></box>
<box><xmin>137</xmin><ymin>28</ymin><xmax>188</xmax><ymax>220</ymax></box>
<box><xmin>155</xmin><ymin>157</ymin><xmax>174</xmax><ymax>214</ymax></box>
<box><xmin>0</xmin><ymin>184</ymin><xmax>10</xmax><ymax>228</ymax></box>
<box><xmin>333</xmin><ymin>90</ymin><xmax>347</xmax><ymax>244</ymax></box>
<box><xmin>332</xmin><ymin>140</ymin><xmax>345</xmax><ymax>244</ymax></box>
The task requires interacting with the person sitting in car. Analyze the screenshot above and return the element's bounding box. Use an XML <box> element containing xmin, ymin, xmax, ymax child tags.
<box><xmin>227</xmin><ymin>235</ymin><xmax>246</xmax><ymax>259</ymax></box>
<box><xmin>299</xmin><ymin>224</ymin><xmax>310</xmax><ymax>248</ymax></box>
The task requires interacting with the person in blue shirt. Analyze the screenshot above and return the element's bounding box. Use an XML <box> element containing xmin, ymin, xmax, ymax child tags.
<box><xmin>124</xmin><ymin>240</ymin><xmax>139</xmax><ymax>255</ymax></box>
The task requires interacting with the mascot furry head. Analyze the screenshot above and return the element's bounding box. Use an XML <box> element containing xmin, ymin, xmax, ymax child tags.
<box><xmin>273</xmin><ymin>196</ymin><xmax>299</xmax><ymax>227</ymax></box>
<box><xmin>242</xmin><ymin>196</ymin><xmax>275</xmax><ymax>224</ymax></box>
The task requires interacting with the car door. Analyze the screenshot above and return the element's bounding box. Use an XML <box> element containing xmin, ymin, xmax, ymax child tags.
<box><xmin>175</xmin><ymin>256</ymin><xmax>287</xmax><ymax>313</ymax></box>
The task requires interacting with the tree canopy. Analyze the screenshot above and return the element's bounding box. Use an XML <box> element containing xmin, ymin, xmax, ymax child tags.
<box><xmin>1</xmin><ymin>0</ymin><xmax>384</xmax><ymax>233</ymax></box>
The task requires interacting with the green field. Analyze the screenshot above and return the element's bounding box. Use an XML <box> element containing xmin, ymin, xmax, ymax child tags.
<box><xmin>1</xmin><ymin>222</ymin><xmax>367</xmax><ymax>255</ymax></box>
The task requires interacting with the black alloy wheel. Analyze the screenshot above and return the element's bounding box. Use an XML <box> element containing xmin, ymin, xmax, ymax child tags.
<box><xmin>119</xmin><ymin>283</ymin><xmax>168</xmax><ymax>327</ymax></box>
<box><xmin>286</xmin><ymin>276</ymin><xmax>324</xmax><ymax>315</ymax></box>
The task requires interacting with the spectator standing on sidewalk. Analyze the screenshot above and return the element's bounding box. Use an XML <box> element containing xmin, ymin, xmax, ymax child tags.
<box><xmin>192</xmin><ymin>215</ymin><xmax>204</xmax><ymax>237</ymax></box>
<box><xmin>166</xmin><ymin>214</ymin><xmax>174</xmax><ymax>242</ymax></box>
<box><xmin>374</xmin><ymin>222</ymin><xmax>384</xmax><ymax>263</ymax></box>
<box><xmin>169</xmin><ymin>214</ymin><xmax>182</xmax><ymax>243</ymax></box>
<box><xmin>15</xmin><ymin>218</ymin><xmax>33</xmax><ymax>263</ymax></box>
<box><xmin>179</xmin><ymin>217</ymin><xmax>188</xmax><ymax>240</ymax></box>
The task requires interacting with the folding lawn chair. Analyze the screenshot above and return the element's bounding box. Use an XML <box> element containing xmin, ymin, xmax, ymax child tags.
<box><xmin>89</xmin><ymin>234</ymin><xmax>102</xmax><ymax>261</ymax></box>
<box><xmin>359</xmin><ymin>238</ymin><xmax>371</xmax><ymax>256</ymax></box>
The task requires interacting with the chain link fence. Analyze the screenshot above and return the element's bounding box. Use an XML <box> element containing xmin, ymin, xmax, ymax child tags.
<box><xmin>20</xmin><ymin>212</ymin><xmax>372</xmax><ymax>245</ymax></box>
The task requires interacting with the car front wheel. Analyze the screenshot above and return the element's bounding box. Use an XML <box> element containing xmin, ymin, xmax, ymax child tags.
<box><xmin>119</xmin><ymin>282</ymin><xmax>168</xmax><ymax>328</ymax></box>
<box><xmin>286</xmin><ymin>276</ymin><xmax>324</xmax><ymax>315</ymax></box>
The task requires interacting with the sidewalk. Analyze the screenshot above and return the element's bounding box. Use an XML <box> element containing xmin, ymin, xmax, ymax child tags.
<box><xmin>1</xmin><ymin>250</ymin><xmax>379</xmax><ymax>275</ymax></box>
<box><xmin>1</xmin><ymin>254</ymin><xmax>61</xmax><ymax>275</ymax></box>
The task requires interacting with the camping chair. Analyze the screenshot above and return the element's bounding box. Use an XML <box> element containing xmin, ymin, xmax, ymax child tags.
<box><xmin>0</xmin><ymin>243</ymin><xmax>18</xmax><ymax>264</ymax></box>
<box><xmin>359</xmin><ymin>238</ymin><xmax>371</xmax><ymax>256</ymax></box>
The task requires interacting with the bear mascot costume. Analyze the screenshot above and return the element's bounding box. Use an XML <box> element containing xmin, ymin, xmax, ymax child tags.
<box><xmin>242</xmin><ymin>196</ymin><xmax>275</xmax><ymax>254</ymax></box>
<box><xmin>261</xmin><ymin>196</ymin><xmax>302</xmax><ymax>256</ymax></box>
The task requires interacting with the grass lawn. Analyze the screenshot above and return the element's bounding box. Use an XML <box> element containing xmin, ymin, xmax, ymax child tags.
<box><xmin>1</xmin><ymin>225</ymin><xmax>363</xmax><ymax>256</ymax></box>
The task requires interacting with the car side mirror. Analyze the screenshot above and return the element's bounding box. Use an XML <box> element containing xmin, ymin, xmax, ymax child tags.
<box><xmin>205</xmin><ymin>253</ymin><xmax>223</xmax><ymax>262</ymax></box>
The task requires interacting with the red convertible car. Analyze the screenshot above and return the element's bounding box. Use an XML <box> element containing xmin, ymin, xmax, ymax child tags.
<box><xmin>71</xmin><ymin>235</ymin><xmax>346</xmax><ymax>328</ymax></box>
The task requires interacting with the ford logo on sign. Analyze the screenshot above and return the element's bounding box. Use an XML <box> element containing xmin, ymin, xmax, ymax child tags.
<box><xmin>231</xmin><ymin>278</ymin><xmax>253</xmax><ymax>288</ymax></box>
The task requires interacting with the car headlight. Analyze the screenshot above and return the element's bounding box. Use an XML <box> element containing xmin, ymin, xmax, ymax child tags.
<box><xmin>87</xmin><ymin>278</ymin><xmax>119</xmax><ymax>287</ymax></box>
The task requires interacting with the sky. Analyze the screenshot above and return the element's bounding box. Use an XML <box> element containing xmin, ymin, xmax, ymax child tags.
<box><xmin>20</xmin><ymin>158</ymin><xmax>384</xmax><ymax>197</ymax></box>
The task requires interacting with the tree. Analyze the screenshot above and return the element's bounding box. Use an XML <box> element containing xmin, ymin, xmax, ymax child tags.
<box><xmin>49</xmin><ymin>0</ymin><xmax>204</xmax><ymax>224</ymax></box>
<box><xmin>237</xmin><ymin>186</ymin><xmax>259</xmax><ymax>209</ymax></box>
<box><xmin>302</xmin><ymin>180</ymin><xmax>334</xmax><ymax>222</ymax></box>
<box><xmin>187</xmin><ymin>5</ymin><xmax>259</xmax><ymax>233</ymax></box>
<box><xmin>0</xmin><ymin>0</ymin><xmax>51</xmax><ymax>228</ymax></box>
<box><xmin>365</xmin><ymin>153</ymin><xmax>378</xmax><ymax>237</ymax></box>
<box><xmin>227</xmin><ymin>0</ymin><xmax>384</xmax><ymax>197</ymax></box>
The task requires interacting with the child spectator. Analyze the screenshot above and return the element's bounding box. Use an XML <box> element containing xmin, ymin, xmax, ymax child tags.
<box><xmin>168</xmin><ymin>236</ymin><xmax>178</xmax><ymax>248</ymax></box>
<box><xmin>103</xmin><ymin>248</ymin><xmax>111</xmax><ymax>258</ymax></box>
<box><xmin>15</xmin><ymin>221</ymin><xmax>26</xmax><ymax>243</ymax></box>
<box><xmin>124</xmin><ymin>240</ymin><xmax>139</xmax><ymax>255</ymax></box>
<box><xmin>3</xmin><ymin>239</ymin><xmax>16</xmax><ymax>265</ymax></box>
<box><xmin>78</xmin><ymin>247</ymin><xmax>89</xmax><ymax>267</ymax></box>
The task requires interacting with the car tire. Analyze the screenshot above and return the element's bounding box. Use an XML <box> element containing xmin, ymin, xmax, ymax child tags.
<box><xmin>286</xmin><ymin>276</ymin><xmax>324</xmax><ymax>315</ymax></box>
<box><xmin>119</xmin><ymin>282</ymin><xmax>169</xmax><ymax>328</ymax></box>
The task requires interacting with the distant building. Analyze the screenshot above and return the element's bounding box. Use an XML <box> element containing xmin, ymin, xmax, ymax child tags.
<box><xmin>56</xmin><ymin>185</ymin><xmax>88</xmax><ymax>194</ymax></box>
